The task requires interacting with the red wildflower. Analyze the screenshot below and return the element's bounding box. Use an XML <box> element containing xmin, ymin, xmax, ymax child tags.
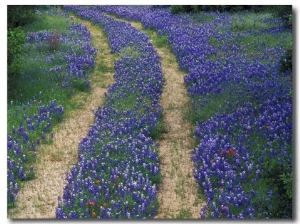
<box><xmin>86</xmin><ymin>201</ymin><xmax>95</xmax><ymax>206</ymax></box>
<box><xmin>226</xmin><ymin>147</ymin><xmax>236</xmax><ymax>155</ymax></box>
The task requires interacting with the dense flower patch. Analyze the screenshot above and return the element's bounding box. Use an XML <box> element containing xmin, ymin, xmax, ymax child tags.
<box><xmin>193</xmin><ymin>97</ymin><xmax>292</xmax><ymax>218</ymax></box>
<box><xmin>25</xmin><ymin>23</ymin><xmax>97</xmax><ymax>89</ymax></box>
<box><xmin>99</xmin><ymin>6</ymin><xmax>292</xmax><ymax>218</ymax></box>
<box><xmin>7</xmin><ymin>16</ymin><xmax>96</xmax><ymax>208</ymax></box>
<box><xmin>56</xmin><ymin>6</ymin><xmax>163</xmax><ymax>218</ymax></box>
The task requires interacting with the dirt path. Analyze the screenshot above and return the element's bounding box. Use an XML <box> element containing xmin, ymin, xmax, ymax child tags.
<box><xmin>109</xmin><ymin>16</ymin><xmax>204</xmax><ymax>219</ymax></box>
<box><xmin>8</xmin><ymin>17</ymin><xmax>114</xmax><ymax>219</ymax></box>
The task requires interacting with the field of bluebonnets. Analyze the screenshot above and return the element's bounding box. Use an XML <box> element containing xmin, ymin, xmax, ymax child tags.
<box><xmin>7</xmin><ymin>6</ymin><xmax>292</xmax><ymax>219</ymax></box>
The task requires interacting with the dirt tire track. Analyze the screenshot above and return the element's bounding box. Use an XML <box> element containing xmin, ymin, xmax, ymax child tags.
<box><xmin>109</xmin><ymin>16</ymin><xmax>205</xmax><ymax>219</ymax></box>
<box><xmin>8</xmin><ymin>17</ymin><xmax>114</xmax><ymax>219</ymax></box>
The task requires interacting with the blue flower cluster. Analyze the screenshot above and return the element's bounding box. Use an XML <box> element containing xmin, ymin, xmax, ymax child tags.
<box><xmin>7</xmin><ymin>98</ymin><xmax>64</xmax><ymax>206</ymax></box>
<box><xmin>193</xmin><ymin>96</ymin><xmax>292</xmax><ymax>218</ymax></box>
<box><xmin>8</xmin><ymin>20</ymin><xmax>97</xmax><ymax>208</ymax></box>
<box><xmin>56</xmin><ymin>6</ymin><xmax>163</xmax><ymax>218</ymax></box>
<box><xmin>25</xmin><ymin>23</ymin><xmax>97</xmax><ymax>89</ymax></box>
<box><xmin>98</xmin><ymin>6</ymin><xmax>292</xmax><ymax>218</ymax></box>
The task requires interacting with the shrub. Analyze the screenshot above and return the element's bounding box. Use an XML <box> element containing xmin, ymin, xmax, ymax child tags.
<box><xmin>268</xmin><ymin>5</ymin><xmax>292</xmax><ymax>27</ymax></box>
<box><xmin>170</xmin><ymin>5</ymin><xmax>193</xmax><ymax>14</ymax></box>
<box><xmin>48</xmin><ymin>30</ymin><xmax>60</xmax><ymax>51</ymax></box>
<box><xmin>279</xmin><ymin>47</ymin><xmax>292</xmax><ymax>73</ymax></box>
<box><xmin>7</xmin><ymin>27</ymin><xmax>25</xmax><ymax>100</ymax></box>
<box><xmin>7</xmin><ymin>5</ymin><xmax>35</xmax><ymax>29</ymax></box>
<box><xmin>169</xmin><ymin>5</ymin><xmax>272</xmax><ymax>14</ymax></box>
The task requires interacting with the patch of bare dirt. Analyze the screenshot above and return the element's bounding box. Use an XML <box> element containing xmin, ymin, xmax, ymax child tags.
<box><xmin>8</xmin><ymin>18</ymin><xmax>114</xmax><ymax>219</ymax></box>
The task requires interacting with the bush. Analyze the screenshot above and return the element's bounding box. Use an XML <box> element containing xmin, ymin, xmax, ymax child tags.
<box><xmin>268</xmin><ymin>5</ymin><xmax>292</xmax><ymax>27</ymax></box>
<box><xmin>7</xmin><ymin>5</ymin><xmax>36</xmax><ymax>99</ymax></box>
<box><xmin>279</xmin><ymin>47</ymin><xmax>292</xmax><ymax>73</ymax></box>
<box><xmin>170</xmin><ymin>5</ymin><xmax>193</xmax><ymax>14</ymax></box>
<box><xmin>7</xmin><ymin>5</ymin><xmax>36</xmax><ymax>29</ymax></box>
<box><xmin>7</xmin><ymin>27</ymin><xmax>25</xmax><ymax>100</ymax></box>
<box><xmin>262</xmin><ymin>160</ymin><xmax>292</xmax><ymax>218</ymax></box>
<box><xmin>48</xmin><ymin>30</ymin><xmax>60</xmax><ymax>51</ymax></box>
<box><xmin>170</xmin><ymin>5</ymin><xmax>270</xmax><ymax>14</ymax></box>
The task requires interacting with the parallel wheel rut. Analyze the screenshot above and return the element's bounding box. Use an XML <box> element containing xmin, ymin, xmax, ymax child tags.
<box><xmin>8</xmin><ymin>17</ymin><xmax>114</xmax><ymax>219</ymax></box>
<box><xmin>108</xmin><ymin>16</ymin><xmax>205</xmax><ymax>219</ymax></box>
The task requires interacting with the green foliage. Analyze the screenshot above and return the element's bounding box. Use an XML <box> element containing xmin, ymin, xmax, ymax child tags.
<box><xmin>154</xmin><ymin>34</ymin><xmax>168</xmax><ymax>48</ymax></box>
<box><xmin>170</xmin><ymin>5</ymin><xmax>270</xmax><ymax>14</ymax></box>
<box><xmin>279</xmin><ymin>47</ymin><xmax>292</xmax><ymax>73</ymax></box>
<box><xmin>196</xmin><ymin>5</ymin><xmax>226</xmax><ymax>12</ymax></box>
<box><xmin>170</xmin><ymin>5</ymin><xmax>193</xmax><ymax>14</ymax></box>
<box><xmin>170</xmin><ymin>5</ymin><xmax>225</xmax><ymax>14</ymax></box>
<box><xmin>7</xmin><ymin>5</ymin><xmax>35</xmax><ymax>29</ymax></box>
<box><xmin>24</xmin><ymin>14</ymin><xmax>69</xmax><ymax>32</ymax></box>
<box><xmin>98</xmin><ymin>60</ymin><xmax>111</xmax><ymax>74</ymax></box>
<box><xmin>268</xmin><ymin>5</ymin><xmax>292</xmax><ymax>27</ymax></box>
<box><xmin>7</xmin><ymin>27</ymin><xmax>25</xmax><ymax>64</ymax></box>
<box><xmin>148</xmin><ymin>172</ymin><xmax>161</xmax><ymax>186</ymax></box>
<box><xmin>185</xmin><ymin>85</ymin><xmax>241</xmax><ymax>124</ymax></box>
<box><xmin>289</xmin><ymin>14</ymin><xmax>292</xmax><ymax>25</ymax></box>
<box><xmin>118</xmin><ymin>46</ymin><xmax>140</xmax><ymax>58</ymax></box>
<box><xmin>144</xmin><ymin>28</ymin><xmax>168</xmax><ymax>48</ymax></box>
<box><xmin>149</xmin><ymin>112</ymin><xmax>166</xmax><ymax>140</ymax></box>
<box><xmin>229</xmin><ymin>12</ymin><xmax>273</xmax><ymax>32</ymax></box>
<box><xmin>176</xmin><ymin>208</ymin><xmax>192</xmax><ymax>219</ymax></box>
<box><xmin>280</xmin><ymin>173</ymin><xmax>292</xmax><ymax>199</ymax></box>
<box><xmin>260</xmin><ymin>158</ymin><xmax>293</xmax><ymax>218</ymax></box>
<box><xmin>7</xmin><ymin>27</ymin><xmax>25</xmax><ymax>100</ymax></box>
<box><xmin>72</xmin><ymin>79</ymin><xmax>90</xmax><ymax>92</ymax></box>
<box><xmin>110</xmin><ymin>92</ymin><xmax>139</xmax><ymax>111</ymax></box>
<box><xmin>190</xmin><ymin>13</ymin><xmax>215</xmax><ymax>24</ymax></box>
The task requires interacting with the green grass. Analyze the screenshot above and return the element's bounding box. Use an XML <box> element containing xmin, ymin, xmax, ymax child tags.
<box><xmin>149</xmin><ymin>112</ymin><xmax>166</xmax><ymax>140</ymax></box>
<box><xmin>237</xmin><ymin>31</ymin><xmax>292</xmax><ymax>55</ymax></box>
<box><xmin>98</xmin><ymin>59</ymin><xmax>111</xmax><ymax>74</ymax></box>
<box><xmin>144</xmin><ymin>28</ymin><xmax>169</xmax><ymax>48</ymax></box>
<box><xmin>24</xmin><ymin>14</ymin><xmax>69</xmax><ymax>32</ymax></box>
<box><xmin>190</xmin><ymin>12</ymin><xmax>215</xmax><ymax>24</ymax></box>
<box><xmin>184</xmin><ymin>85</ymin><xmax>242</xmax><ymax>124</ymax></box>
<box><xmin>118</xmin><ymin>45</ymin><xmax>140</xmax><ymax>58</ymax></box>
<box><xmin>229</xmin><ymin>12</ymin><xmax>274</xmax><ymax>32</ymax></box>
<box><xmin>110</xmin><ymin>92</ymin><xmax>140</xmax><ymax>111</ymax></box>
<box><xmin>175</xmin><ymin>208</ymin><xmax>192</xmax><ymax>219</ymax></box>
<box><xmin>207</xmin><ymin>11</ymin><xmax>292</xmax><ymax>64</ymax></box>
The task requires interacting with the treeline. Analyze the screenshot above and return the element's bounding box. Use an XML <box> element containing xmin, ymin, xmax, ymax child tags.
<box><xmin>169</xmin><ymin>5</ymin><xmax>292</xmax><ymax>25</ymax></box>
<box><xmin>7</xmin><ymin>6</ymin><xmax>62</xmax><ymax>100</ymax></box>
<box><xmin>7</xmin><ymin>6</ymin><xmax>37</xmax><ymax>100</ymax></box>
<box><xmin>169</xmin><ymin>5</ymin><xmax>291</xmax><ymax>13</ymax></box>
<box><xmin>8</xmin><ymin>6</ymin><xmax>36</xmax><ymax>100</ymax></box>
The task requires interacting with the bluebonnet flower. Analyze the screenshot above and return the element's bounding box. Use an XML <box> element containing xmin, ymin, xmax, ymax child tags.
<box><xmin>55</xmin><ymin>6</ymin><xmax>163</xmax><ymax>219</ymax></box>
<box><xmin>96</xmin><ymin>5</ymin><xmax>292</xmax><ymax>219</ymax></box>
<box><xmin>7</xmin><ymin>11</ymin><xmax>98</xmax><ymax>206</ymax></box>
